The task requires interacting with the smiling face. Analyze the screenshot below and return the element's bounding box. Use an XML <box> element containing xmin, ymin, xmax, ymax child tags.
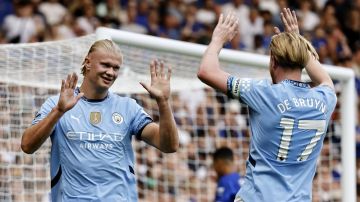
<box><xmin>84</xmin><ymin>49</ymin><xmax>122</xmax><ymax>92</ymax></box>
<box><xmin>81</xmin><ymin>39</ymin><xmax>123</xmax><ymax>94</ymax></box>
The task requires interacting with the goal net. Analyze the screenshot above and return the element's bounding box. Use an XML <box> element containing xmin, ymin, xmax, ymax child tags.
<box><xmin>0</xmin><ymin>28</ymin><xmax>356</xmax><ymax>202</ymax></box>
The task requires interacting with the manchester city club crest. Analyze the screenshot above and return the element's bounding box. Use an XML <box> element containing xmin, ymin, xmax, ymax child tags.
<box><xmin>112</xmin><ymin>112</ymin><xmax>123</xmax><ymax>124</ymax></box>
<box><xmin>90</xmin><ymin>112</ymin><xmax>101</xmax><ymax>125</ymax></box>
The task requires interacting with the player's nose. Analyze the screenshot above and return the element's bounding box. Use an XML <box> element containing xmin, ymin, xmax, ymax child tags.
<box><xmin>105</xmin><ymin>68</ymin><xmax>116</xmax><ymax>77</ymax></box>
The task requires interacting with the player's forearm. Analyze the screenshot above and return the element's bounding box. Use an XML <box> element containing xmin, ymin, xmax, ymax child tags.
<box><xmin>305</xmin><ymin>53</ymin><xmax>334</xmax><ymax>90</ymax></box>
<box><xmin>198</xmin><ymin>41</ymin><xmax>222</xmax><ymax>79</ymax></box>
<box><xmin>197</xmin><ymin>40</ymin><xmax>229</xmax><ymax>93</ymax></box>
<box><xmin>156</xmin><ymin>99</ymin><xmax>179</xmax><ymax>153</ymax></box>
<box><xmin>21</xmin><ymin>107</ymin><xmax>64</xmax><ymax>154</ymax></box>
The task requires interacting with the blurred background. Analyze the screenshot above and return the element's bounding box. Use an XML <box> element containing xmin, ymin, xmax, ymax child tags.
<box><xmin>0</xmin><ymin>0</ymin><xmax>359</xmax><ymax>201</ymax></box>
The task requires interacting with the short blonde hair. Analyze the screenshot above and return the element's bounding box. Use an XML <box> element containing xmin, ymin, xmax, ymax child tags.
<box><xmin>81</xmin><ymin>39</ymin><xmax>123</xmax><ymax>75</ymax></box>
<box><xmin>269</xmin><ymin>32</ymin><xmax>318</xmax><ymax>70</ymax></box>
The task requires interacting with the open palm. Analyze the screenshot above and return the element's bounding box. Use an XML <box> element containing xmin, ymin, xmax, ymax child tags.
<box><xmin>274</xmin><ymin>8</ymin><xmax>299</xmax><ymax>35</ymax></box>
<box><xmin>212</xmin><ymin>13</ymin><xmax>239</xmax><ymax>44</ymax></box>
<box><xmin>140</xmin><ymin>60</ymin><xmax>171</xmax><ymax>102</ymax></box>
<box><xmin>57</xmin><ymin>73</ymin><xmax>83</xmax><ymax>113</ymax></box>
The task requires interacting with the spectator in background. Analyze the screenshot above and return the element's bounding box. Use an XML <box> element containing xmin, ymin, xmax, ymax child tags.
<box><xmin>222</xmin><ymin>0</ymin><xmax>249</xmax><ymax>21</ymax></box>
<box><xmin>240</xmin><ymin>7</ymin><xmax>263</xmax><ymax>51</ymax></box>
<box><xmin>354</xmin><ymin>44</ymin><xmax>360</xmax><ymax>77</ymax></box>
<box><xmin>0</xmin><ymin>1</ymin><xmax>357</xmax><ymax>200</ymax></box>
<box><xmin>319</xmin><ymin>3</ymin><xmax>338</xmax><ymax>31</ymax></box>
<box><xmin>213</xmin><ymin>147</ymin><xmax>241</xmax><ymax>202</ymax></box>
<box><xmin>135</xmin><ymin>1</ymin><xmax>150</xmax><ymax>28</ymax></box>
<box><xmin>343</xmin><ymin>7</ymin><xmax>360</xmax><ymax>52</ymax></box>
<box><xmin>75</xmin><ymin>0</ymin><xmax>99</xmax><ymax>35</ymax></box>
<box><xmin>2</xmin><ymin>0</ymin><xmax>45</xmax><ymax>43</ymax></box>
<box><xmin>146</xmin><ymin>7</ymin><xmax>161</xmax><ymax>36</ymax></box>
<box><xmin>196</xmin><ymin>0</ymin><xmax>218</xmax><ymax>27</ymax></box>
<box><xmin>297</xmin><ymin>0</ymin><xmax>319</xmax><ymax>32</ymax></box>
<box><xmin>50</xmin><ymin>12</ymin><xmax>77</xmax><ymax>40</ymax></box>
<box><xmin>121</xmin><ymin>0</ymin><xmax>147</xmax><ymax>34</ymax></box>
<box><xmin>0</xmin><ymin>0</ymin><xmax>14</xmax><ymax>26</ymax></box>
<box><xmin>181</xmin><ymin>3</ymin><xmax>202</xmax><ymax>42</ymax></box>
<box><xmin>38</xmin><ymin>0</ymin><xmax>67</xmax><ymax>26</ymax></box>
<box><xmin>326</xmin><ymin>26</ymin><xmax>352</xmax><ymax>64</ymax></box>
<box><xmin>95</xmin><ymin>0</ymin><xmax>125</xmax><ymax>28</ymax></box>
<box><xmin>352</xmin><ymin>44</ymin><xmax>360</xmax><ymax>96</ymax></box>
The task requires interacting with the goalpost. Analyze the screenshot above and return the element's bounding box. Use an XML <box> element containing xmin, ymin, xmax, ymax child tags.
<box><xmin>0</xmin><ymin>27</ymin><xmax>356</xmax><ymax>202</ymax></box>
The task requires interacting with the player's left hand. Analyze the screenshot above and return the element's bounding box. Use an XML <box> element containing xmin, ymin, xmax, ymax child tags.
<box><xmin>211</xmin><ymin>13</ymin><xmax>239</xmax><ymax>45</ymax></box>
<box><xmin>274</xmin><ymin>8</ymin><xmax>299</xmax><ymax>35</ymax></box>
<box><xmin>140</xmin><ymin>60</ymin><xmax>171</xmax><ymax>102</ymax></box>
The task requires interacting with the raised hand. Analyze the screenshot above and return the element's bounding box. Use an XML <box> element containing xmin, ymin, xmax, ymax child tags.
<box><xmin>140</xmin><ymin>60</ymin><xmax>171</xmax><ymax>102</ymax></box>
<box><xmin>211</xmin><ymin>13</ymin><xmax>239</xmax><ymax>45</ymax></box>
<box><xmin>274</xmin><ymin>8</ymin><xmax>300</xmax><ymax>35</ymax></box>
<box><xmin>57</xmin><ymin>73</ymin><xmax>83</xmax><ymax>113</ymax></box>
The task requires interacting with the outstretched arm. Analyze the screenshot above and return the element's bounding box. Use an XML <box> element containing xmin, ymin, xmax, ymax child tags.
<box><xmin>197</xmin><ymin>13</ymin><xmax>239</xmax><ymax>94</ymax></box>
<box><xmin>21</xmin><ymin>73</ymin><xmax>83</xmax><ymax>154</ymax></box>
<box><xmin>277</xmin><ymin>8</ymin><xmax>334</xmax><ymax>90</ymax></box>
<box><xmin>140</xmin><ymin>60</ymin><xmax>179</xmax><ymax>153</ymax></box>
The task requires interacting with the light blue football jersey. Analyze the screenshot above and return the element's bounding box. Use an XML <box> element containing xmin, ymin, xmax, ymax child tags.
<box><xmin>227</xmin><ymin>76</ymin><xmax>337</xmax><ymax>202</ymax></box>
<box><xmin>32</xmin><ymin>88</ymin><xmax>152</xmax><ymax>202</ymax></box>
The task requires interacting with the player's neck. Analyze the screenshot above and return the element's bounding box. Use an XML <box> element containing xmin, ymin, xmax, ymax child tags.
<box><xmin>79</xmin><ymin>82</ymin><xmax>108</xmax><ymax>100</ymax></box>
<box><xmin>275</xmin><ymin>69</ymin><xmax>301</xmax><ymax>83</ymax></box>
<box><xmin>220</xmin><ymin>166</ymin><xmax>235</xmax><ymax>177</ymax></box>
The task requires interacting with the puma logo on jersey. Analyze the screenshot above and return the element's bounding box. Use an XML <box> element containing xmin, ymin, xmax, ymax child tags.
<box><xmin>70</xmin><ymin>114</ymin><xmax>81</xmax><ymax>124</ymax></box>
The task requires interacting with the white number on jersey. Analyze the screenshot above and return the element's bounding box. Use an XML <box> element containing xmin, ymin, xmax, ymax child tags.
<box><xmin>277</xmin><ymin>118</ymin><xmax>326</xmax><ymax>161</ymax></box>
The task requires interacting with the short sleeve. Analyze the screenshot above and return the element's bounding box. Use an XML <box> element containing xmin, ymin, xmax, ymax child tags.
<box><xmin>227</xmin><ymin>75</ymin><xmax>271</xmax><ymax>111</ymax></box>
<box><xmin>314</xmin><ymin>85</ymin><xmax>337</xmax><ymax>117</ymax></box>
<box><xmin>32</xmin><ymin>96</ymin><xmax>58</xmax><ymax>125</ymax></box>
<box><xmin>128</xmin><ymin>99</ymin><xmax>153</xmax><ymax>139</ymax></box>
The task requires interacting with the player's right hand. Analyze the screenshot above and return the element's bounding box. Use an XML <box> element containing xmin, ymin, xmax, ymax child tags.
<box><xmin>56</xmin><ymin>73</ymin><xmax>84</xmax><ymax>113</ymax></box>
<box><xmin>211</xmin><ymin>13</ymin><xmax>239</xmax><ymax>45</ymax></box>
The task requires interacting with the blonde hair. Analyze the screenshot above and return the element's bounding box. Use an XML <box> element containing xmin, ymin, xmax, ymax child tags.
<box><xmin>269</xmin><ymin>32</ymin><xmax>318</xmax><ymax>70</ymax></box>
<box><xmin>81</xmin><ymin>39</ymin><xmax>123</xmax><ymax>75</ymax></box>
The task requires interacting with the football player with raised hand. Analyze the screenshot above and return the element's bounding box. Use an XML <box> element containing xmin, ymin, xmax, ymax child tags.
<box><xmin>198</xmin><ymin>8</ymin><xmax>336</xmax><ymax>202</ymax></box>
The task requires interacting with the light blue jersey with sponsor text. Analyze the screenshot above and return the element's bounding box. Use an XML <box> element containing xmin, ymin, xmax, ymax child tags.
<box><xmin>32</xmin><ymin>88</ymin><xmax>152</xmax><ymax>202</ymax></box>
<box><xmin>227</xmin><ymin>77</ymin><xmax>337</xmax><ymax>202</ymax></box>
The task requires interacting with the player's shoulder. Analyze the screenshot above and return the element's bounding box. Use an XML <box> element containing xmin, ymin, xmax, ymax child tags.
<box><xmin>313</xmin><ymin>84</ymin><xmax>336</xmax><ymax>94</ymax></box>
<box><xmin>254</xmin><ymin>79</ymin><xmax>272</xmax><ymax>87</ymax></box>
<box><xmin>249</xmin><ymin>79</ymin><xmax>273</xmax><ymax>93</ymax></box>
<box><xmin>311</xmin><ymin>84</ymin><xmax>337</xmax><ymax>100</ymax></box>
<box><xmin>110</xmin><ymin>93</ymin><xmax>140</xmax><ymax>106</ymax></box>
<box><xmin>44</xmin><ymin>94</ymin><xmax>60</xmax><ymax>106</ymax></box>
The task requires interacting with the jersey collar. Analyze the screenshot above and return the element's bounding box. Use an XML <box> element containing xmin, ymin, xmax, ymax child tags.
<box><xmin>282</xmin><ymin>79</ymin><xmax>310</xmax><ymax>89</ymax></box>
<box><xmin>75</xmin><ymin>87</ymin><xmax>109</xmax><ymax>102</ymax></box>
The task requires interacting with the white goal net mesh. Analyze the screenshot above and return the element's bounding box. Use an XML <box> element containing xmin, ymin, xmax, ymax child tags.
<box><xmin>0</xmin><ymin>33</ymin><xmax>349</xmax><ymax>202</ymax></box>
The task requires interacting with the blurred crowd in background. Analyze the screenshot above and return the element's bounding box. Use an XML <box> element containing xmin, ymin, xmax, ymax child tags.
<box><xmin>0</xmin><ymin>0</ymin><xmax>359</xmax><ymax>69</ymax></box>
<box><xmin>0</xmin><ymin>0</ymin><xmax>359</xmax><ymax>201</ymax></box>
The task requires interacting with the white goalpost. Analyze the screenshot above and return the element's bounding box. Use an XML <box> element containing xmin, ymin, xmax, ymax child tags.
<box><xmin>0</xmin><ymin>27</ymin><xmax>356</xmax><ymax>202</ymax></box>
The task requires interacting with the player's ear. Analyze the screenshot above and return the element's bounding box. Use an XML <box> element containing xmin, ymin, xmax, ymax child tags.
<box><xmin>84</xmin><ymin>57</ymin><xmax>91</xmax><ymax>70</ymax></box>
<box><xmin>270</xmin><ymin>55</ymin><xmax>276</xmax><ymax>69</ymax></box>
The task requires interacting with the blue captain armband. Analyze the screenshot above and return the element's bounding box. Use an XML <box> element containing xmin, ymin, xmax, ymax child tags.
<box><xmin>227</xmin><ymin>76</ymin><xmax>241</xmax><ymax>99</ymax></box>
